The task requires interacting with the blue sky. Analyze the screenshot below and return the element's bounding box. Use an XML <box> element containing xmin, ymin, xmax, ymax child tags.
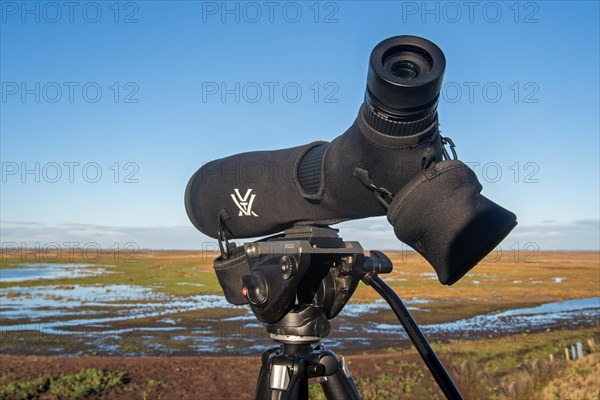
<box><xmin>1</xmin><ymin>1</ymin><xmax>599</xmax><ymax>252</ymax></box>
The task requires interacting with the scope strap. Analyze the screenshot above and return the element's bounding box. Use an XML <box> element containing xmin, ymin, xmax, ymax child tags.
<box><xmin>217</xmin><ymin>209</ymin><xmax>234</xmax><ymax>259</ymax></box>
<box><xmin>353</xmin><ymin>167</ymin><xmax>394</xmax><ymax>210</ymax></box>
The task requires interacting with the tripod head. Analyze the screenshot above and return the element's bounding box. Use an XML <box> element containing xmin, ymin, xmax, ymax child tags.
<box><xmin>214</xmin><ymin>225</ymin><xmax>392</xmax><ymax>338</ymax></box>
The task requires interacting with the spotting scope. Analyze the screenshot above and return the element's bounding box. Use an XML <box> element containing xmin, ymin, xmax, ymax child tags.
<box><xmin>185</xmin><ymin>35</ymin><xmax>517</xmax><ymax>285</ymax></box>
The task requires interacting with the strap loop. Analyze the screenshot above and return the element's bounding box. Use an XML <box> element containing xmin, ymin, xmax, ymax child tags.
<box><xmin>217</xmin><ymin>209</ymin><xmax>233</xmax><ymax>259</ymax></box>
<box><xmin>441</xmin><ymin>136</ymin><xmax>458</xmax><ymax>160</ymax></box>
<box><xmin>353</xmin><ymin>168</ymin><xmax>394</xmax><ymax>210</ymax></box>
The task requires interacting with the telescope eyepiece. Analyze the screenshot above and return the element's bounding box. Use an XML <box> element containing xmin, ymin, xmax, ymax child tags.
<box><xmin>365</xmin><ymin>35</ymin><xmax>446</xmax><ymax>136</ymax></box>
<box><xmin>389</xmin><ymin>60</ymin><xmax>422</xmax><ymax>79</ymax></box>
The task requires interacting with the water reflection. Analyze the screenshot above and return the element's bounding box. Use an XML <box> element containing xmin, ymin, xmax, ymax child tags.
<box><xmin>1</xmin><ymin>263</ymin><xmax>112</xmax><ymax>282</ymax></box>
<box><xmin>0</xmin><ymin>264</ymin><xmax>598</xmax><ymax>356</ymax></box>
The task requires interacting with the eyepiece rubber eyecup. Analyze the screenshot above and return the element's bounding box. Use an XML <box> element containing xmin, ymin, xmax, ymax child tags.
<box><xmin>366</xmin><ymin>35</ymin><xmax>446</xmax><ymax>119</ymax></box>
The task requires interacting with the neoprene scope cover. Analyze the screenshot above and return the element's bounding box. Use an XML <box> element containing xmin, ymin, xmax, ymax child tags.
<box><xmin>185</xmin><ymin>35</ymin><xmax>518</xmax><ymax>285</ymax></box>
<box><xmin>387</xmin><ymin>161</ymin><xmax>517</xmax><ymax>285</ymax></box>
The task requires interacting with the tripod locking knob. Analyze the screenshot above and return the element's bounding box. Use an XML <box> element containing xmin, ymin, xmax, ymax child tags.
<box><xmin>242</xmin><ymin>274</ymin><xmax>268</xmax><ymax>306</ymax></box>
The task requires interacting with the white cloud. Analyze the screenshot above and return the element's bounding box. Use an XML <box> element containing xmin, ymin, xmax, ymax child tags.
<box><xmin>1</xmin><ymin>218</ymin><xmax>598</xmax><ymax>251</ymax></box>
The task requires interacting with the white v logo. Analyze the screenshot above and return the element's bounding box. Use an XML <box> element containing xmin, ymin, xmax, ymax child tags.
<box><xmin>231</xmin><ymin>188</ymin><xmax>258</xmax><ymax>217</ymax></box>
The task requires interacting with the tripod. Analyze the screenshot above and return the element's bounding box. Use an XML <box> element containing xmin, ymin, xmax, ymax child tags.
<box><xmin>255</xmin><ymin>305</ymin><xmax>360</xmax><ymax>400</ymax></box>
<box><xmin>213</xmin><ymin>225</ymin><xmax>463</xmax><ymax>400</ymax></box>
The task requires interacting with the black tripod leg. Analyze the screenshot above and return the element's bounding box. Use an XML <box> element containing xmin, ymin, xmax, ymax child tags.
<box><xmin>297</xmin><ymin>378</ymin><xmax>308</xmax><ymax>400</ymax></box>
<box><xmin>256</xmin><ymin>349</ymin><xmax>276</xmax><ymax>400</ymax></box>
<box><xmin>363</xmin><ymin>273</ymin><xmax>464</xmax><ymax>400</ymax></box>
<box><xmin>320</xmin><ymin>355</ymin><xmax>361</xmax><ymax>400</ymax></box>
<box><xmin>255</xmin><ymin>349</ymin><xmax>305</xmax><ymax>400</ymax></box>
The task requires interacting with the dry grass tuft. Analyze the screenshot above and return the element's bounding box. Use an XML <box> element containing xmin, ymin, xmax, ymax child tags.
<box><xmin>540</xmin><ymin>353</ymin><xmax>600</xmax><ymax>400</ymax></box>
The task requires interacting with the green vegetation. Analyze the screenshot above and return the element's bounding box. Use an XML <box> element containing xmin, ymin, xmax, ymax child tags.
<box><xmin>308</xmin><ymin>364</ymin><xmax>443</xmax><ymax>400</ymax></box>
<box><xmin>0</xmin><ymin>368</ymin><xmax>126</xmax><ymax>400</ymax></box>
<box><xmin>0</xmin><ymin>250</ymin><xmax>223</xmax><ymax>296</ymax></box>
<box><xmin>0</xmin><ymin>376</ymin><xmax>48</xmax><ymax>400</ymax></box>
<box><xmin>2</xmin><ymin>250</ymin><xmax>598</xmax><ymax>312</ymax></box>
<box><xmin>307</xmin><ymin>327</ymin><xmax>600</xmax><ymax>400</ymax></box>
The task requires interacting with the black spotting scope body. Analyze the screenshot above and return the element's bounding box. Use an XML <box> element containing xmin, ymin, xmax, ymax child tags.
<box><xmin>185</xmin><ymin>35</ymin><xmax>517</xmax><ymax>285</ymax></box>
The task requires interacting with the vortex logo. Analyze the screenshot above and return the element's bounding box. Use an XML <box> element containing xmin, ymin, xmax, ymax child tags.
<box><xmin>231</xmin><ymin>188</ymin><xmax>258</xmax><ymax>217</ymax></box>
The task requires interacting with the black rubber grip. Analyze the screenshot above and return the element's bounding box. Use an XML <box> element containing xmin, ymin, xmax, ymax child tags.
<box><xmin>363</xmin><ymin>104</ymin><xmax>437</xmax><ymax>136</ymax></box>
<box><xmin>297</xmin><ymin>144</ymin><xmax>328</xmax><ymax>195</ymax></box>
